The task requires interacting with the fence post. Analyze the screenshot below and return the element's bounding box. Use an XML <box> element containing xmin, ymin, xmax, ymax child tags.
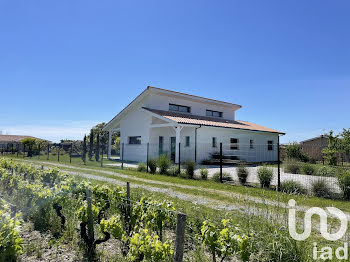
<box><xmin>101</xmin><ymin>145</ymin><xmax>103</xmax><ymax>167</ymax></box>
<box><xmin>174</xmin><ymin>212</ymin><xmax>187</xmax><ymax>262</ymax></box>
<box><xmin>121</xmin><ymin>143</ymin><xmax>124</xmax><ymax>170</ymax></box>
<box><xmin>47</xmin><ymin>144</ymin><xmax>50</xmax><ymax>160</ymax></box>
<box><xmin>58</xmin><ymin>146</ymin><xmax>60</xmax><ymax>162</ymax></box>
<box><xmin>23</xmin><ymin>145</ymin><xmax>25</xmax><ymax>158</ymax></box>
<box><xmin>277</xmin><ymin>137</ymin><xmax>281</xmax><ymax>191</ymax></box>
<box><xmin>70</xmin><ymin>143</ymin><xmax>72</xmax><ymax>164</ymax></box>
<box><xmin>38</xmin><ymin>144</ymin><xmax>40</xmax><ymax>159</ymax></box>
<box><xmin>86</xmin><ymin>189</ymin><xmax>95</xmax><ymax>254</ymax></box>
<box><xmin>178</xmin><ymin>142</ymin><xmax>181</xmax><ymax>173</ymax></box>
<box><xmin>146</xmin><ymin>143</ymin><xmax>149</xmax><ymax>173</ymax></box>
<box><xmin>220</xmin><ymin>143</ymin><xmax>223</xmax><ymax>183</ymax></box>
<box><xmin>126</xmin><ymin>182</ymin><xmax>131</xmax><ymax>234</ymax></box>
<box><xmin>16</xmin><ymin>144</ymin><xmax>19</xmax><ymax>158</ymax></box>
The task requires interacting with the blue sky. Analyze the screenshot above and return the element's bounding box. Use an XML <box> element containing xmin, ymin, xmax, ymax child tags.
<box><xmin>0</xmin><ymin>0</ymin><xmax>349</xmax><ymax>143</ymax></box>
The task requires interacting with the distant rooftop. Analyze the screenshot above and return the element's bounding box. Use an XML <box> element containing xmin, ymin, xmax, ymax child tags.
<box><xmin>0</xmin><ymin>135</ymin><xmax>49</xmax><ymax>143</ymax></box>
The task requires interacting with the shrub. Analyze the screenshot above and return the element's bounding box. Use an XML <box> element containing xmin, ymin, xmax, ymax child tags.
<box><xmin>316</xmin><ymin>166</ymin><xmax>335</xmax><ymax>177</ymax></box>
<box><xmin>179</xmin><ymin>169</ymin><xmax>188</xmax><ymax>179</ymax></box>
<box><xmin>212</xmin><ymin>172</ymin><xmax>232</xmax><ymax>183</ymax></box>
<box><xmin>312</xmin><ymin>179</ymin><xmax>332</xmax><ymax>198</ymax></box>
<box><xmin>158</xmin><ymin>154</ymin><xmax>171</xmax><ymax>174</ymax></box>
<box><xmin>185</xmin><ymin>160</ymin><xmax>196</xmax><ymax>179</ymax></box>
<box><xmin>301</xmin><ymin>164</ymin><xmax>316</xmax><ymax>176</ymax></box>
<box><xmin>237</xmin><ymin>165</ymin><xmax>249</xmax><ymax>185</ymax></box>
<box><xmin>202</xmin><ymin>159</ymin><xmax>212</xmax><ymax>165</ymax></box>
<box><xmin>137</xmin><ymin>162</ymin><xmax>147</xmax><ymax>172</ymax></box>
<box><xmin>284</xmin><ymin>159</ymin><xmax>300</xmax><ymax>174</ymax></box>
<box><xmin>309</xmin><ymin>158</ymin><xmax>317</xmax><ymax>164</ymax></box>
<box><xmin>200</xmin><ymin>168</ymin><xmax>208</xmax><ymax>180</ymax></box>
<box><xmin>337</xmin><ymin>169</ymin><xmax>350</xmax><ymax>200</ymax></box>
<box><xmin>148</xmin><ymin>159</ymin><xmax>157</xmax><ymax>174</ymax></box>
<box><xmin>167</xmin><ymin>166</ymin><xmax>179</xmax><ymax>177</ymax></box>
<box><xmin>257</xmin><ymin>167</ymin><xmax>273</xmax><ymax>188</ymax></box>
<box><xmin>280</xmin><ymin>180</ymin><xmax>306</xmax><ymax>195</ymax></box>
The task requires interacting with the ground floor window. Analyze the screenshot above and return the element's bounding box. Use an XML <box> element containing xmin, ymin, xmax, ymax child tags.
<box><xmin>230</xmin><ymin>138</ymin><xmax>239</xmax><ymax>150</ymax></box>
<box><xmin>268</xmin><ymin>140</ymin><xmax>273</xmax><ymax>150</ymax></box>
<box><xmin>185</xmin><ymin>136</ymin><xmax>190</xmax><ymax>147</ymax></box>
<box><xmin>212</xmin><ymin>137</ymin><xmax>217</xmax><ymax>148</ymax></box>
<box><xmin>129</xmin><ymin>136</ymin><xmax>141</xmax><ymax>144</ymax></box>
<box><xmin>250</xmin><ymin>139</ymin><xmax>254</xmax><ymax>149</ymax></box>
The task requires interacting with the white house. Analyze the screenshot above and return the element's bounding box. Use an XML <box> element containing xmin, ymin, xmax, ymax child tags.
<box><xmin>103</xmin><ymin>86</ymin><xmax>285</xmax><ymax>163</ymax></box>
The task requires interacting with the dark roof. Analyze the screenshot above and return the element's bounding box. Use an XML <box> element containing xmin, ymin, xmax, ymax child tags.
<box><xmin>143</xmin><ymin>107</ymin><xmax>285</xmax><ymax>135</ymax></box>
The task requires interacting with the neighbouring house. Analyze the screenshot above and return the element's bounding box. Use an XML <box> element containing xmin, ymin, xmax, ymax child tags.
<box><xmin>300</xmin><ymin>135</ymin><xmax>329</xmax><ymax>161</ymax></box>
<box><xmin>0</xmin><ymin>135</ymin><xmax>49</xmax><ymax>151</ymax></box>
<box><xmin>103</xmin><ymin>86</ymin><xmax>285</xmax><ymax>163</ymax></box>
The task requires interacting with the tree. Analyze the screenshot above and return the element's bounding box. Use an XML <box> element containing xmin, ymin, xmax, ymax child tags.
<box><xmin>95</xmin><ymin>133</ymin><xmax>100</xmax><ymax>162</ymax></box>
<box><xmin>340</xmin><ymin>128</ymin><xmax>350</xmax><ymax>162</ymax></box>
<box><xmin>22</xmin><ymin>138</ymin><xmax>37</xmax><ymax>157</ymax></box>
<box><xmin>285</xmin><ymin>142</ymin><xmax>309</xmax><ymax>162</ymax></box>
<box><xmin>82</xmin><ymin>135</ymin><xmax>87</xmax><ymax>165</ymax></box>
<box><xmin>88</xmin><ymin>129</ymin><xmax>94</xmax><ymax>161</ymax></box>
<box><xmin>322</xmin><ymin>131</ymin><xmax>340</xmax><ymax>166</ymax></box>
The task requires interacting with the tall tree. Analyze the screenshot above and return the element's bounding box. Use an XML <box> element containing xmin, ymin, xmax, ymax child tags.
<box><xmin>88</xmin><ymin>129</ymin><xmax>94</xmax><ymax>161</ymax></box>
<box><xmin>82</xmin><ymin>135</ymin><xmax>87</xmax><ymax>165</ymax></box>
<box><xmin>21</xmin><ymin>138</ymin><xmax>37</xmax><ymax>157</ymax></box>
<box><xmin>95</xmin><ymin>133</ymin><xmax>100</xmax><ymax>161</ymax></box>
<box><xmin>322</xmin><ymin>131</ymin><xmax>340</xmax><ymax>166</ymax></box>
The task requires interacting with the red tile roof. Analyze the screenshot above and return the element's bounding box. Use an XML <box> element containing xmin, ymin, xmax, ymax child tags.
<box><xmin>0</xmin><ymin>135</ymin><xmax>48</xmax><ymax>143</ymax></box>
<box><xmin>143</xmin><ymin>108</ymin><xmax>285</xmax><ymax>134</ymax></box>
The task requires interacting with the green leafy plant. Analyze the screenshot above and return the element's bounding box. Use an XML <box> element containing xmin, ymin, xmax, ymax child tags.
<box><xmin>137</xmin><ymin>163</ymin><xmax>147</xmax><ymax>173</ymax></box>
<box><xmin>201</xmin><ymin>219</ymin><xmax>250</xmax><ymax>262</ymax></box>
<box><xmin>167</xmin><ymin>166</ymin><xmax>179</xmax><ymax>177</ymax></box>
<box><xmin>212</xmin><ymin>172</ymin><xmax>232</xmax><ymax>183</ymax></box>
<box><xmin>200</xmin><ymin>168</ymin><xmax>208</xmax><ymax>180</ymax></box>
<box><xmin>301</xmin><ymin>163</ymin><xmax>316</xmax><ymax>176</ymax></box>
<box><xmin>0</xmin><ymin>201</ymin><xmax>23</xmax><ymax>262</ymax></box>
<box><xmin>148</xmin><ymin>159</ymin><xmax>157</xmax><ymax>174</ymax></box>
<box><xmin>237</xmin><ymin>165</ymin><xmax>249</xmax><ymax>185</ymax></box>
<box><xmin>280</xmin><ymin>180</ymin><xmax>306</xmax><ymax>195</ymax></box>
<box><xmin>316</xmin><ymin>166</ymin><xmax>335</xmax><ymax>177</ymax></box>
<box><xmin>185</xmin><ymin>160</ymin><xmax>196</xmax><ymax>179</ymax></box>
<box><xmin>158</xmin><ymin>155</ymin><xmax>171</xmax><ymax>175</ymax></box>
<box><xmin>337</xmin><ymin>169</ymin><xmax>350</xmax><ymax>200</ymax></box>
<box><xmin>257</xmin><ymin>167</ymin><xmax>273</xmax><ymax>188</ymax></box>
<box><xmin>284</xmin><ymin>159</ymin><xmax>300</xmax><ymax>174</ymax></box>
<box><xmin>312</xmin><ymin>179</ymin><xmax>332</xmax><ymax>198</ymax></box>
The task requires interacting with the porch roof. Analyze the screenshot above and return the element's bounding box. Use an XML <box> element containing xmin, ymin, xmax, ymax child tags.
<box><xmin>143</xmin><ymin>107</ymin><xmax>285</xmax><ymax>135</ymax></box>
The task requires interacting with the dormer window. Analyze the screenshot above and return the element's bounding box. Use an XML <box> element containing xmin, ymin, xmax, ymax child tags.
<box><xmin>169</xmin><ymin>103</ymin><xmax>191</xmax><ymax>113</ymax></box>
<box><xmin>206</xmin><ymin>110</ymin><xmax>223</xmax><ymax>118</ymax></box>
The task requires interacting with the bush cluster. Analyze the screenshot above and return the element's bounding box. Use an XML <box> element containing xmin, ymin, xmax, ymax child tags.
<box><xmin>257</xmin><ymin>167</ymin><xmax>273</xmax><ymax>188</ymax></box>
<box><xmin>237</xmin><ymin>165</ymin><xmax>249</xmax><ymax>185</ymax></box>
<box><xmin>280</xmin><ymin>180</ymin><xmax>306</xmax><ymax>195</ymax></box>
<box><xmin>212</xmin><ymin>172</ymin><xmax>232</xmax><ymax>183</ymax></box>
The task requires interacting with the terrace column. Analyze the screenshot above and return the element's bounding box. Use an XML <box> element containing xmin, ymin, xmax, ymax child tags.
<box><xmin>107</xmin><ymin>131</ymin><xmax>112</xmax><ymax>159</ymax></box>
<box><xmin>174</xmin><ymin>126</ymin><xmax>183</xmax><ymax>164</ymax></box>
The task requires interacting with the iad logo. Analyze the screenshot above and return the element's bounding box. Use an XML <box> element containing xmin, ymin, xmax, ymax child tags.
<box><xmin>288</xmin><ymin>199</ymin><xmax>349</xmax><ymax>260</ymax></box>
<box><xmin>288</xmin><ymin>199</ymin><xmax>348</xmax><ymax>241</ymax></box>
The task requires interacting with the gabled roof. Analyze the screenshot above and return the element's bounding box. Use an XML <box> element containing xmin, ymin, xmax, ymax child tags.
<box><xmin>143</xmin><ymin>107</ymin><xmax>285</xmax><ymax>134</ymax></box>
<box><xmin>300</xmin><ymin>135</ymin><xmax>328</xmax><ymax>144</ymax></box>
<box><xmin>0</xmin><ymin>135</ymin><xmax>48</xmax><ymax>143</ymax></box>
<box><xmin>103</xmin><ymin>86</ymin><xmax>242</xmax><ymax>131</ymax></box>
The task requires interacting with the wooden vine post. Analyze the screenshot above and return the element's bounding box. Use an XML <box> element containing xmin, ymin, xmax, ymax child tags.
<box><xmin>174</xmin><ymin>212</ymin><xmax>187</xmax><ymax>262</ymax></box>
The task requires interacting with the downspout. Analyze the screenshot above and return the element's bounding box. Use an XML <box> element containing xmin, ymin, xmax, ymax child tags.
<box><xmin>194</xmin><ymin>125</ymin><xmax>202</xmax><ymax>163</ymax></box>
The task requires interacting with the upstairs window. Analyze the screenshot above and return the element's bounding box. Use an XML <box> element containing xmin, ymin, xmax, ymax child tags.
<box><xmin>230</xmin><ymin>138</ymin><xmax>239</xmax><ymax>150</ymax></box>
<box><xmin>268</xmin><ymin>140</ymin><xmax>274</xmax><ymax>151</ymax></box>
<box><xmin>250</xmin><ymin>139</ymin><xmax>254</xmax><ymax>149</ymax></box>
<box><xmin>129</xmin><ymin>136</ymin><xmax>141</xmax><ymax>145</ymax></box>
<box><xmin>169</xmin><ymin>103</ymin><xmax>191</xmax><ymax>113</ymax></box>
<box><xmin>206</xmin><ymin>110</ymin><xmax>223</xmax><ymax>118</ymax></box>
